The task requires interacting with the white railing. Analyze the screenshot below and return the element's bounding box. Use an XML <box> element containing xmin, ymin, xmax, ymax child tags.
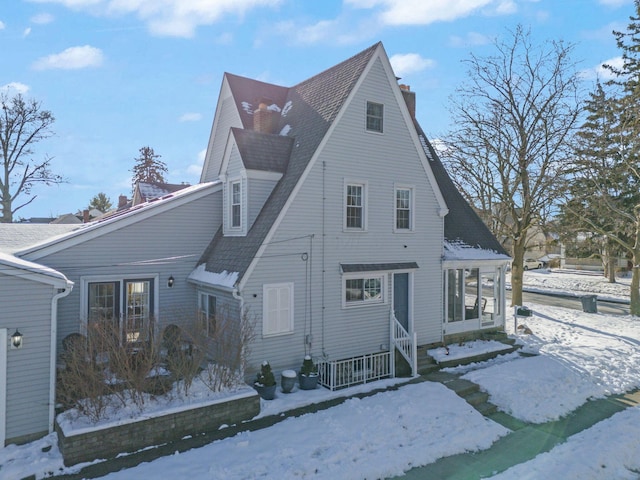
<box><xmin>317</xmin><ymin>352</ymin><xmax>391</xmax><ymax>391</ymax></box>
<box><xmin>391</xmin><ymin>311</ymin><xmax>417</xmax><ymax>376</ymax></box>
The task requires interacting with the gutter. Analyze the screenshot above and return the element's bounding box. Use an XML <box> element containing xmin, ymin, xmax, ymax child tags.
<box><xmin>49</xmin><ymin>282</ymin><xmax>73</xmax><ymax>433</ymax></box>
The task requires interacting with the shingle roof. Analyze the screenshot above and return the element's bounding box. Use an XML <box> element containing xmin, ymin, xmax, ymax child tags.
<box><xmin>137</xmin><ymin>182</ymin><xmax>190</xmax><ymax>203</ymax></box>
<box><xmin>231</xmin><ymin>128</ymin><xmax>293</xmax><ymax>173</ymax></box>
<box><xmin>198</xmin><ymin>43</ymin><xmax>381</xmax><ymax>282</ymax></box>
<box><xmin>413</xmin><ymin>119</ymin><xmax>509</xmax><ymax>257</ymax></box>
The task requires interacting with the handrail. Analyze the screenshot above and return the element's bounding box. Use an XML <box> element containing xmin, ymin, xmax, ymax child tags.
<box><xmin>390</xmin><ymin>311</ymin><xmax>417</xmax><ymax>376</ymax></box>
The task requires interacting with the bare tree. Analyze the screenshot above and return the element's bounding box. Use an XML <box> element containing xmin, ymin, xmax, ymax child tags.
<box><xmin>0</xmin><ymin>93</ymin><xmax>63</xmax><ymax>222</ymax></box>
<box><xmin>441</xmin><ymin>26</ymin><xmax>581</xmax><ymax>305</ymax></box>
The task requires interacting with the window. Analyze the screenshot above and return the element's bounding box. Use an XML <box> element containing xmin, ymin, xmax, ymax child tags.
<box><xmin>344</xmin><ymin>275</ymin><xmax>384</xmax><ymax>306</ymax></box>
<box><xmin>345</xmin><ymin>182</ymin><xmax>367</xmax><ymax>230</ymax></box>
<box><xmin>231</xmin><ymin>181</ymin><xmax>241</xmax><ymax>228</ymax></box>
<box><xmin>198</xmin><ymin>293</ymin><xmax>217</xmax><ymax>337</ymax></box>
<box><xmin>366</xmin><ymin>101</ymin><xmax>383</xmax><ymax>133</ymax></box>
<box><xmin>395</xmin><ymin>187</ymin><xmax>413</xmax><ymax>231</ymax></box>
<box><xmin>263</xmin><ymin>283</ymin><xmax>294</xmax><ymax>336</ymax></box>
<box><xmin>86</xmin><ymin>278</ymin><xmax>154</xmax><ymax>344</ymax></box>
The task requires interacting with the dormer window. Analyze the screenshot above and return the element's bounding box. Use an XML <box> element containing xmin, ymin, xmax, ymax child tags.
<box><xmin>231</xmin><ymin>181</ymin><xmax>241</xmax><ymax>228</ymax></box>
<box><xmin>366</xmin><ymin>101</ymin><xmax>383</xmax><ymax>133</ymax></box>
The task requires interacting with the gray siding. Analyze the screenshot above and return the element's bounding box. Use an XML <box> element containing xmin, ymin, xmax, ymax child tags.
<box><xmin>241</xmin><ymin>58</ymin><xmax>445</xmax><ymax>373</ymax></box>
<box><xmin>247</xmin><ymin>177</ymin><xmax>278</xmax><ymax>231</ymax></box>
<box><xmin>202</xmin><ymin>91</ymin><xmax>241</xmax><ymax>183</ymax></box>
<box><xmin>0</xmin><ymin>274</ymin><xmax>55</xmax><ymax>443</ymax></box>
<box><xmin>25</xmin><ymin>190</ymin><xmax>222</xmax><ymax>349</ymax></box>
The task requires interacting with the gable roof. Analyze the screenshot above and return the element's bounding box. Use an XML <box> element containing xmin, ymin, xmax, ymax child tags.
<box><xmin>412</xmin><ymin>119</ymin><xmax>510</xmax><ymax>260</ymax></box>
<box><xmin>198</xmin><ymin>43</ymin><xmax>382</xmax><ymax>283</ymax></box>
<box><xmin>134</xmin><ymin>181</ymin><xmax>191</xmax><ymax>205</ymax></box>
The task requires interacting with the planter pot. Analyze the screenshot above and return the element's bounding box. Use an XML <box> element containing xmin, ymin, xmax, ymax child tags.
<box><xmin>281</xmin><ymin>370</ymin><xmax>297</xmax><ymax>393</ymax></box>
<box><xmin>298</xmin><ymin>373</ymin><xmax>319</xmax><ymax>390</ymax></box>
<box><xmin>254</xmin><ymin>383</ymin><xmax>277</xmax><ymax>400</ymax></box>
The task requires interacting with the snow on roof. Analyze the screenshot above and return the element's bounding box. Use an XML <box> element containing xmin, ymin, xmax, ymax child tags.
<box><xmin>0</xmin><ymin>251</ymin><xmax>71</xmax><ymax>285</ymax></box>
<box><xmin>188</xmin><ymin>263</ymin><xmax>238</xmax><ymax>289</ymax></box>
<box><xmin>443</xmin><ymin>241</ymin><xmax>511</xmax><ymax>261</ymax></box>
<box><xmin>0</xmin><ymin>224</ymin><xmax>80</xmax><ymax>253</ymax></box>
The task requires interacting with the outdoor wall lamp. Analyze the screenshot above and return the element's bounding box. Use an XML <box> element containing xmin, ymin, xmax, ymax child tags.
<box><xmin>10</xmin><ymin>329</ymin><xmax>23</xmax><ymax>349</ymax></box>
<box><xmin>167</xmin><ymin>275</ymin><xmax>175</xmax><ymax>288</ymax></box>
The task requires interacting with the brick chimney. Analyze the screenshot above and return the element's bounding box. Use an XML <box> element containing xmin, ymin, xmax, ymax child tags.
<box><xmin>118</xmin><ymin>195</ymin><xmax>128</xmax><ymax>208</ymax></box>
<box><xmin>399</xmin><ymin>84</ymin><xmax>416</xmax><ymax>120</ymax></box>
<box><xmin>83</xmin><ymin>209</ymin><xmax>90</xmax><ymax>223</ymax></box>
<box><xmin>253</xmin><ymin>99</ymin><xmax>277</xmax><ymax>134</ymax></box>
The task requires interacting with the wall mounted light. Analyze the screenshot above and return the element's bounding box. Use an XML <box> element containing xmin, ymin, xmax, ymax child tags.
<box><xmin>10</xmin><ymin>329</ymin><xmax>23</xmax><ymax>349</ymax></box>
<box><xmin>167</xmin><ymin>275</ymin><xmax>175</xmax><ymax>288</ymax></box>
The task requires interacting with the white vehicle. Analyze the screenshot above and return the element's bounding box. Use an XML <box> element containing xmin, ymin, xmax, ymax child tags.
<box><xmin>523</xmin><ymin>258</ymin><xmax>543</xmax><ymax>270</ymax></box>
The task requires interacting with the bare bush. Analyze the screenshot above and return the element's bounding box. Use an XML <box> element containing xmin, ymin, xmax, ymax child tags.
<box><xmin>200</xmin><ymin>307</ymin><xmax>255</xmax><ymax>393</ymax></box>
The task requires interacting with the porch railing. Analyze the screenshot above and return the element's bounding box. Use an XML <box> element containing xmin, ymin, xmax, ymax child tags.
<box><xmin>317</xmin><ymin>351</ymin><xmax>391</xmax><ymax>391</ymax></box>
<box><xmin>391</xmin><ymin>311</ymin><xmax>417</xmax><ymax>376</ymax></box>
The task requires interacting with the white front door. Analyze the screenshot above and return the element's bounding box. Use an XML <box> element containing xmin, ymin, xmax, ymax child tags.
<box><xmin>1</xmin><ymin>328</ymin><xmax>7</xmax><ymax>448</ymax></box>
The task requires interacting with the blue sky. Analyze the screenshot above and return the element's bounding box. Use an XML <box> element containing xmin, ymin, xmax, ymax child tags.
<box><xmin>0</xmin><ymin>0</ymin><xmax>635</xmax><ymax>220</ymax></box>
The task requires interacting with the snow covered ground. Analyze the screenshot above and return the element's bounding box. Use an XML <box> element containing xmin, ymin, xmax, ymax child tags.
<box><xmin>1</xmin><ymin>269</ymin><xmax>639</xmax><ymax>479</ymax></box>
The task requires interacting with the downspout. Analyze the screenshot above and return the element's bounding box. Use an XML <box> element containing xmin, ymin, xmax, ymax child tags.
<box><xmin>49</xmin><ymin>282</ymin><xmax>73</xmax><ymax>433</ymax></box>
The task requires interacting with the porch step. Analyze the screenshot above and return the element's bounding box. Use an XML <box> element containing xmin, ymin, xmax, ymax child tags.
<box><xmin>416</xmin><ymin>347</ymin><xmax>439</xmax><ymax>375</ymax></box>
<box><xmin>436</xmin><ymin>344</ymin><xmax>520</xmax><ymax>369</ymax></box>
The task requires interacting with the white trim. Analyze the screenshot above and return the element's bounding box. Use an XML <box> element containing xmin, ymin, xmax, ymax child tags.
<box><xmin>0</xmin><ymin>328</ymin><xmax>6</xmax><ymax>448</ymax></box>
<box><xmin>342</xmin><ymin>272</ymin><xmax>387</xmax><ymax>309</ymax></box>
<box><xmin>262</xmin><ymin>282</ymin><xmax>294</xmax><ymax>337</ymax></box>
<box><xmin>343</xmin><ymin>179</ymin><xmax>368</xmax><ymax>232</ymax></box>
<box><xmin>18</xmin><ymin>182</ymin><xmax>221</xmax><ymax>261</ymax></box>
<box><xmin>393</xmin><ymin>184</ymin><xmax>415</xmax><ymax>233</ymax></box>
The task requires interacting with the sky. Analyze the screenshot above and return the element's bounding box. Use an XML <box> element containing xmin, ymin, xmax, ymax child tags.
<box><xmin>1</xmin><ymin>269</ymin><xmax>639</xmax><ymax>478</ymax></box>
<box><xmin>0</xmin><ymin>0</ymin><xmax>637</xmax><ymax>220</ymax></box>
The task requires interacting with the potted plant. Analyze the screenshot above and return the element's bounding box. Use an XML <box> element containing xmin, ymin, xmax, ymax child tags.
<box><xmin>281</xmin><ymin>369</ymin><xmax>297</xmax><ymax>393</ymax></box>
<box><xmin>298</xmin><ymin>355</ymin><xmax>319</xmax><ymax>390</ymax></box>
<box><xmin>254</xmin><ymin>361</ymin><xmax>277</xmax><ymax>400</ymax></box>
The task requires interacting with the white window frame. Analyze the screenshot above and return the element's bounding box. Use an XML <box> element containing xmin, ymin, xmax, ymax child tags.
<box><xmin>344</xmin><ymin>180</ymin><xmax>368</xmax><ymax>231</ymax></box>
<box><xmin>263</xmin><ymin>283</ymin><xmax>294</xmax><ymax>337</ymax></box>
<box><xmin>394</xmin><ymin>185</ymin><xmax>415</xmax><ymax>232</ymax></box>
<box><xmin>366</xmin><ymin>101</ymin><xmax>384</xmax><ymax>133</ymax></box>
<box><xmin>198</xmin><ymin>292</ymin><xmax>217</xmax><ymax>337</ymax></box>
<box><xmin>342</xmin><ymin>273</ymin><xmax>386</xmax><ymax>308</ymax></box>
<box><xmin>230</xmin><ymin>179</ymin><xmax>242</xmax><ymax>229</ymax></box>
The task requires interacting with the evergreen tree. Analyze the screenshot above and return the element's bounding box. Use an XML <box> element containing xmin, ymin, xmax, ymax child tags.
<box><xmin>131</xmin><ymin>146</ymin><xmax>167</xmax><ymax>189</ymax></box>
<box><xmin>88</xmin><ymin>192</ymin><xmax>113</xmax><ymax>213</ymax></box>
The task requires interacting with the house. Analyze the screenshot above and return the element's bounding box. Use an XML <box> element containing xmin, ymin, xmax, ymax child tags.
<box><xmin>0</xmin><ymin>252</ymin><xmax>72</xmax><ymax>446</ymax></box>
<box><xmin>1</xmin><ymin>42</ymin><xmax>509</xmax><ymax>446</ymax></box>
<box><xmin>131</xmin><ymin>181</ymin><xmax>191</xmax><ymax>206</ymax></box>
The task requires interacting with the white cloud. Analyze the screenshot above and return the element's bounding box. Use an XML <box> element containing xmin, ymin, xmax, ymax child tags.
<box><xmin>449</xmin><ymin>31</ymin><xmax>492</xmax><ymax>47</ymax></box>
<box><xmin>32</xmin><ymin>45</ymin><xmax>104</xmax><ymax>70</ymax></box>
<box><xmin>186</xmin><ymin>149</ymin><xmax>206</xmax><ymax>177</ymax></box>
<box><xmin>580</xmin><ymin>56</ymin><xmax>624</xmax><ymax>81</ymax></box>
<box><xmin>23</xmin><ymin>27</ymin><xmax>32</xmax><ymax>37</ymax></box>
<box><xmin>346</xmin><ymin>0</ymin><xmax>499</xmax><ymax>25</ymax></box>
<box><xmin>389</xmin><ymin>53</ymin><xmax>435</xmax><ymax>77</ymax></box>
<box><xmin>31</xmin><ymin>13</ymin><xmax>55</xmax><ymax>25</ymax></box>
<box><xmin>0</xmin><ymin>82</ymin><xmax>30</xmax><ymax>95</ymax></box>
<box><xmin>31</xmin><ymin>0</ymin><xmax>284</xmax><ymax>37</ymax></box>
<box><xmin>598</xmin><ymin>0</ymin><xmax>632</xmax><ymax>6</ymax></box>
<box><xmin>0</xmin><ymin>20</ymin><xmax>5</xmax><ymax>30</ymax></box>
<box><xmin>178</xmin><ymin>112</ymin><xmax>202</xmax><ymax>122</ymax></box>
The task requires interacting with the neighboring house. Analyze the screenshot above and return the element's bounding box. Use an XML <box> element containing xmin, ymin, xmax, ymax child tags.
<box><xmin>131</xmin><ymin>181</ymin><xmax>191</xmax><ymax>206</ymax></box>
<box><xmin>0</xmin><ymin>252</ymin><xmax>72</xmax><ymax>446</ymax></box>
<box><xmin>1</xmin><ymin>42</ymin><xmax>509</xmax><ymax>446</ymax></box>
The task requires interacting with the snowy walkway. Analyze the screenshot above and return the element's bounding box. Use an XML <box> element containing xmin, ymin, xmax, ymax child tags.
<box><xmin>401</xmin><ymin>388</ymin><xmax>640</xmax><ymax>479</ymax></box>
